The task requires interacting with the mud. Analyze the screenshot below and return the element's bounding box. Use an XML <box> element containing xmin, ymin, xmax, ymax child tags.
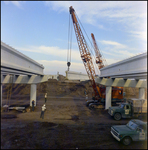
<box><xmin>1</xmin><ymin>79</ymin><xmax>147</xmax><ymax>149</ymax></box>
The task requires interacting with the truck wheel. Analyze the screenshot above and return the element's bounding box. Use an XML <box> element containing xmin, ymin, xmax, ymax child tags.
<box><xmin>89</xmin><ymin>104</ymin><xmax>95</xmax><ymax>110</ymax></box>
<box><xmin>122</xmin><ymin>136</ymin><xmax>132</xmax><ymax>145</ymax></box>
<box><xmin>114</xmin><ymin>113</ymin><xmax>121</xmax><ymax>120</ymax></box>
<box><xmin>86</xmin><ymin>102</ymin><xmax>90</xmax><ymax>107</ymax></box>
<box><xmin>22</xmin><ymin>109</ymin><xmax>26</xmax><ymax>113</ymax></box>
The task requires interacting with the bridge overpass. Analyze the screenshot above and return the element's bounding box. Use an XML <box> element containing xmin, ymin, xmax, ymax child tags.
<box><xmin>1</xmin><ymin>41</ymin><xmax>51</xmax><ymax>107</ymax></box>
<box><xmin>99</xmin><ymin>52</ymin><xmax>147</xmax><ymax>79</ymax></box>
<box><xmin>95</xmin><ymin>52</ymin><xmax>147</xmax><ymax>109</ymax></box>
<box><xmin>1</xmin><ymin>41</ymin><xmax>147</xmax><ymax>109</ymax></box>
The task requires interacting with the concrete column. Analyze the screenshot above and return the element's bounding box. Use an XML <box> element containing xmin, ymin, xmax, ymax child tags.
<box><xmin>139</xmin><ymin>88</ymin><xmax>145</xmax><ymax>99</ymax></box>
<box><xmin>30</xmin><ymin>84</ymin><xmax>37</xmax><ymax>106</ymax></box>
<box><xmin>1</xmin><ymin>84</ymin><xmax>2</xmax><ymax>107</ymax></box>
<box><xmin>105</xmin><ymin>86</ymin><xmax>112</xmax><ymax>110</ymax></box>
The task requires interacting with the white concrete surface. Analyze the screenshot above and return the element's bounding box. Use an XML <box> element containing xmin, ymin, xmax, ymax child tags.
<box><xmin>65</xmin><ymin>71</ymin><xmax>89</xmax><ymax>81</ymax></box>
<box><xmin>30</xmin><ymin>84</ymin><xmax>37</xmax><ymax>106</ymax></box>
<box><xmin>139</xmin><ymin>88</ymin><xmax>145</xmax><ymax>99</ymax></box>
<box><xmin>100</xmin><ymin>52</ymin><xmax>147</xmax><ymax>79</ymax></box>
<box><xmin>1</xmin><ymin>41</ymin><xmax>44</xmax><ymax>75</ymax></box>
<box><xmin>105</xmin><ymin>86</ymin><xmax>112</xmax><ymax>110</ymax></box>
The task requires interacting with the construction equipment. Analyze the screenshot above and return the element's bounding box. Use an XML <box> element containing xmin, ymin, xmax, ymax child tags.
<box><xmin>69</xmin><ymin>6</ymin><xmax>101</xmax><ymax>100</ymax></box>
<box><xmin>91</xmin><ymin>33</ymin><xmax>106</xmax><ymax>69</ymax></box>
<box><xmin>69</xmin><ymin>6</ymin><xmax>124</xmax><ymax>107</ymax></box>
<box><xmin>91</xmin><ymin>33</ymin><xmax>124</xmax><ymax>106</ymax></box>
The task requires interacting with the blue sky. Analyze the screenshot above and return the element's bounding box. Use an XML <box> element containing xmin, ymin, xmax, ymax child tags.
<box><xmin>1</xmin><ymin>1</ymin><xmax>147</xmax><ymax>76</ymax></box>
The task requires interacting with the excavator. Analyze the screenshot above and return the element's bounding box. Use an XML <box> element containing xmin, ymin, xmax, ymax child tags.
<box><xmin>69</xmin><ymin>6</ymin><xmax>124</xmax><ymax>108</ymax></box>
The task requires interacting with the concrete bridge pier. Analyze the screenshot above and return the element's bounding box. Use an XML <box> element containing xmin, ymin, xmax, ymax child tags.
<box><xmin>30</xmin><ymin>84</ymin><xmax>37</xmax><ymax>106</ymax></box>
<box><xmin>139</xmin><ymin>88</ymin><xmax>145</xmax><ymax>99</ymax></box>
<box><xmin>105</xmin><ymin>86</ymin><xmax>112</xmax><ymax>110</ymax></box>
<box><xmin>1</xmin><ymin>84</ymin><xmax>2</xmax><ymax>107</ymax></box>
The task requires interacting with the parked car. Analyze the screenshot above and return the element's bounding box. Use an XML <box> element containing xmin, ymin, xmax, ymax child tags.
<box><xmin>111</xmin><ymin>119</ymin><xmax>147</xmax><ymax>145</ymax></box>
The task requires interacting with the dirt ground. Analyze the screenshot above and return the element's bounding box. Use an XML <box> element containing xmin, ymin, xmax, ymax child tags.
<box><xmin>1</xmin><ymin>79</ymin><xmax>147</xmax><ymax>149</ymax></box>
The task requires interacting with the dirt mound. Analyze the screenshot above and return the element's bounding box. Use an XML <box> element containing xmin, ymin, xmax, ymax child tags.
<box><xmin>2</xmin><ymin>79</ymin><xmax>147</xmax><ymax>101</ymax></box>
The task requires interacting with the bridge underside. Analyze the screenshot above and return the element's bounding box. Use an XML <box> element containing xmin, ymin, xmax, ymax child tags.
<box><xmin>1</xmin><ymin>74</ymin><xmax>49</xmax><ymax>84</ymax></box>
<box><xmin>95</xmin><ymin>77</ymin><xmax>147</xmax><ymax>88</ymax></box>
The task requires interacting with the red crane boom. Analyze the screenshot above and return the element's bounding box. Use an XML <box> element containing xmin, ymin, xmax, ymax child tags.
<box><xmin>69</xmin><ymin>6</ymin><xmax>101</xmax><ymax>98</ymax></box>
<box><xmin>69</xmin><ymin>6</ymin><xmax>124</xmax><ymax>105</ymax></box>
<box><xmin>91</xmin><ymin>33</ymin><xmax>105</xmax><ymax>69</ymax></box>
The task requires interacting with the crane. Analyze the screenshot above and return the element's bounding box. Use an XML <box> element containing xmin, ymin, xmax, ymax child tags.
<box><xmin>69</xmin><ymin>6</ymin><xmax>124</xmax><ymax>108</ymax></box>
<box><xmin>91</xmin><ymin>33</ymin><xmax>124</xmax><ymax>106</ymax></box>
<box><xmin>69</xmin><ymin>6</ymin><xmax>102</xmax><ymax>100</ymax></box>
<box><xmin>91</xmin><ymin>33</ymin><xmax>106</xmax><ymax>70</ymax></box>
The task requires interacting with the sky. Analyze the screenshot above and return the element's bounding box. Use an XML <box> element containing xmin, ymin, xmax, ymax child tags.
<box><xmin>1</xmin><ymin>1</ymin><xmax>147</xmax><ymax>76</ymax></box>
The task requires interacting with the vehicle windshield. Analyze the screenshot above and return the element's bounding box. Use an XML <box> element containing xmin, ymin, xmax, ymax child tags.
<box><xmin>126</xmin><ymin>121</ymin><xmax>138</xmax><ymax>130</ymax></box>
<box><xmin>119</xmin><ymin>104</ymin><xmax>124</xmax><ymax>108</ymax></box>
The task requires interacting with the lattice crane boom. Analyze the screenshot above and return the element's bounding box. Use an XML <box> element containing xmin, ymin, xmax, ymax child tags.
<box><xmin>91</xmin><ymin>33</ymin><xmax>105</xmax><ymax>69</ymax></box>
<box><xmin>69</xmin><ymin>6</ymin><xmax>101</xmax><ymax>98</ymax></box>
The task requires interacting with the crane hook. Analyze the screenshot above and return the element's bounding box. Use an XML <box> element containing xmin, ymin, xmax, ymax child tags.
<box><xmin>67</xmin><ymin>62</ymin><xmax>71</xmax><ymax>71</ymax></box>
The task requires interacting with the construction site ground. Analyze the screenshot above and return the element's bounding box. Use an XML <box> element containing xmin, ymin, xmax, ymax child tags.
<box><xmin>1</xmin><ymin>78</ymin><xmax>147</xmax><ymax>149</ymax></box>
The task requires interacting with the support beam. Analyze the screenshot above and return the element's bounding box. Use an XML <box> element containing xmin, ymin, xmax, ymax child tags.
<box><xmin>30</xmin><ymin>84</ymin><xmax>37</xmax><ymax>106</ymax></box>
<box><xmin>139</xmin><ymin>88</ymin><xmax>145</xmax><ymax>99</ymax></box>
<box><xmin>95</xmin><ymin>77</ymin><xmax>147</xmax><ymax>88</ymax></box>
<box><xmin>105</xmin><ymin>86</ymin><xmax>112</xmax><ymax>110</ymax></box>
<box><xmin>1</xmin><ymin>84</ymin><xmax>2</xmax><ymax>107</ymax></box>
<box><xmin>1</xmin><ymin>74</ymin><xmax>51</xmax><ymax>84</ymax></box>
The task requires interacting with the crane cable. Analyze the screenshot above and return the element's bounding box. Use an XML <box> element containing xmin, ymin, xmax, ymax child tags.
<box><xmin>67</xmin><ymin>13</ymin><xmax>73</xmax><ymax>71</ymax></box>
<box><xmin>75</xmin><ymin>12</ymin><xmax>100</xmax><ymax>75</ymax></box>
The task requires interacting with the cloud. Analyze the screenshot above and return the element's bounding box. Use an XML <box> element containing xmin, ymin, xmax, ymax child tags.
<box><xmin>16</xmin><ymin>45</ymin><xmax>99</xmax><ymax>75</ymax></box>
<box><xmin>100</xmin><ymin>40</ymin><xmax>127</xmax><ymax>49</ymax></box>
<box><xmin>4</xmin><ymin>1</ymin><xmax>24</xmax><ymax>9</ymax></box>
<box><xmin>16</xmin><ymin>45</ymin><xmax>82</xmax><ymax>62</ymax></box>
<box><xmin>105</xmin><ymin>58</ymin><xmax>120</xmax><ymax>65</ymax></box>
<box><xmin>37</xmin><ymin>59</ymin><xmax>86</xmax><ymax>75</ymax></box>
<box><xmin>37</xmin><ymin>59</ymin><xmax>100</xmax><ymax>76</ymax></box>
<box><xmin>15</xmin><ymin>41</ymin><xmax>136</xmax><ymax>75</ymax></box>
<box><xmin>44</xmin><ymin>1</ymin><xmax>147</xmax><ymax>40</ymax></box>
<box><xmin>129</xmin><ymin>31</ymin><xmax>147</xmax><ymax>42</ymax></box>
<box><xmin>98</xmin><ymin>40</ymin><xmax>137</xmax><ymax>62</ymax></box>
